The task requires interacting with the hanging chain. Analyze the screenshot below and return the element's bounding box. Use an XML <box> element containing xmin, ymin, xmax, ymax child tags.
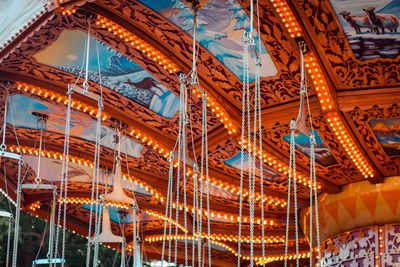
<box><xmin>293</xmin><ymin>125</ymin><xmax>300</xmax><ymax>267</ymax></box>
<box><xmin>192</xmin><ymin>164</ymin><xmax>198</xmax><ymax>267</ymax></box>
<box><xmin>255</xmin><ymin>56</ymin><xmax>266</xmax><ymax>264</ymax></box>
<box><xmin>182</xmin><ymin>80</ymin><xmax>188</xmax><ymax>267</ymax></box>
<box><xmin>6</xmin><ymin>214</ymin><xmax>12</xmax><ymax>267</ymax></box>
<box><xmin>85</xmin><ymin>97</ymin><xmax>103</xmax><ymax>266</ymax></box>
<box><xmin>82</xmin><ymin>23</ymin><xmax>91</xmax><ymax>94</ymax></box>
<box><xmin>284</xmin><ymin>121</ymin><xmax>295</xmax><ymax>267</ymax></box>
<box><xmin>237</xmin><ymin>30</ymin><xmax>250</xmax><ymax>266</ymax></box>
<box><xmin>54</xmin><ymin>85</ymin><xmax>72</xmax><ymax>266</ymax></box>
<box><xmin>11</xmin><ymin>159</ymin><xmax>23</xmax><ymax>267</ymax></box>
<box><xmin>1</xmin><ymin>92</ymin><xmax>8</xmax><ymax>152</ymax></box>
<box><xmin>161</xmin><ymin>152</ymin><xmax>174</xmax><ymax>265</ymax></box>
<box><xmin>48</xmin><ymin>188</ymin><xmax>57</xmax><ymax>267</ymax></box>
<box><xmin>174</xmin><ymin>73</ymin><xmax>186</xmax><ymax>265</ymax></box>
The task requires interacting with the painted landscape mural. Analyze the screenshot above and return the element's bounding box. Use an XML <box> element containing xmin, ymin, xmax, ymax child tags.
<box><xmin>7</xmin><ymin>94</ymin><xmax>143</xmax><ymax>158</ymax></box>
<box><xmin>330</xmin><ymin>0</ymin><xmax>400</xmax><ymax>59</ymax></box>
<box><xmin>224</xmin><ymin>152</ymin><xmax>283</xmax><ymax>183</ymax></box>
<box><xmin>283</xmin><ymin>130</ymin><xmax>337</xmax><ymax>166</ymax></box>
<box><xmin>139</xmin><ymin>0</ymin><xmax>278</xmax><ymax>81</ymax></box>
<box><xmin>34</xmin><ymin>30</ymin><xmax>179</xmax><ymax>119</ymax></box>
<box><xmin>370</xmin><ymin>118</ymin><xmax>400</xmax><ymax>156</ymax></box>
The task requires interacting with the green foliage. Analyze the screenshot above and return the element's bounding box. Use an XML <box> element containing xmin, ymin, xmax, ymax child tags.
<box><xmin>0</xmin><ymin>194</ymin><xmax>123</xmax><ymax>267</ymax></box>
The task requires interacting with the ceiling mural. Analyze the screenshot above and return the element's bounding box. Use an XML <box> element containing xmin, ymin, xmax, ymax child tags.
<box><xmin>23</xmin><ymin>156</ymin><xmax>152</xmax><ymax>196</ymax></box>
<box><xmin>0</xmin><ymin>0</ymin><xmax>44</xmax><ymax>46</ymax></box>
<box><xmin>0</xmin><ymin>0</ymin><xmax>399</xmax><ymax>265</ymax></box>
<box><xmin>369</xmin><ymin>118</ymin><xmax>400</xmax><ymax>156</ymax></box>
<box><xmin>283</xmin><ymin>130</ymin><xmax>337</xmax><ymax>167</ymax></box>
<box><xmin>138</xmin><ymin>0</ymin><xmax>278</xmax><ymax>81</ymax></box>
<box><xmin>7</xmin><ymin>94</ymin><xmax>143</xmax><ymax>158</ymax></box>
<box><xmin>33</xmin><ymin>30</ymin><xmax>179</xmax><ymax>119</ymax></box>
<box><xmin>224</xmin><ymin>152</ymin><xmax>283</xmax><ymax>183</ymax></box>
<box><xmin>331</xmin><ymin>0</ymin><xmax>400</xmax><ymax>59</ymax></box>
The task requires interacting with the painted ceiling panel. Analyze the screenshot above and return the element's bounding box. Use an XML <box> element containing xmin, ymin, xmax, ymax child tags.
<box><xmin>23</xmin><ymin>155</ymin><xmax>152</xmax><ymax>196</ymax></box>
<box><xmin>283</xmin><ymin>130</ymin><xmax>337</xmax><ymax>167</ymax></box>
<box><xmin>224</xmin><ymin>152</ymin><xmax>283</xmax><ymax>183</ymax></box>
<box><xmin>7</xmin><ymin>94</ymin><xmax>143</xmax><ymax>158</ymax></box>
<box><xmin>369</xmin><ymin>118</ymin><xmax>400</xmax><ymax>156</ymax></box>
<box><xmin>139</xmin><ymin>0</ymin><xmax>278</xmax><ymax>81</ymax></box>
<box><xmin>0</xmin><ymin>0</ymin><xmax>44</xmax><ymax>46</ymax></box>
<box><xmin>331</xmin><ymin>0</ymin><xmax>400</xmax><ymax>59</ymax></box>
<box><xmin>33</xmin><ymin>30</ymin><xmax>179</xmax><ymax>118</ymax></box>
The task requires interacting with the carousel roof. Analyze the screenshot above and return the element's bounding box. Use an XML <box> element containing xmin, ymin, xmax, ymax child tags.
<box><xmin>0</xmin><ymin>0</ymin><xmax>399</xmax><ymax>265</ymax></box>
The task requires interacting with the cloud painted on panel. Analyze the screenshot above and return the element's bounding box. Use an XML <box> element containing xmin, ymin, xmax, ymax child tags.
<box><xmin>33</xmin><ymin>30</ymin><xmax>179</xmax><ymax>119</ymax></box>
<box><xmin>139</xmin><ymin>0</ymin><xmax>278</xmax><ymax>81</ymax></box>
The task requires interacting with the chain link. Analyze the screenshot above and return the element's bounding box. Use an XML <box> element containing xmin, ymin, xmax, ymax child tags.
<box><xmin>161</xmin><ymin>153</ymin><xmax>174</xmax><ymax>265</ymax></box>
<box><xmin>54</xmin><ymin>86</ymin><xmax>72</xmax><ymax>265</ymax></box>
<box><xmin>11</xmin><ymin>159</ymin><xmax>23</xmax><ymax>267</ymax></box>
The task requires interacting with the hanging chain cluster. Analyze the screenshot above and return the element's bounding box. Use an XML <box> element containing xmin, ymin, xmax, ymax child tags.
<box><xmin>284</xmin><ymin>47</ymin><xmax>322</xmax><ymax>266</ymax></box>
<box><xmin>237</xmin><ymin>1</ymin><xmax>264</xmax><ymax>265</ymax></box>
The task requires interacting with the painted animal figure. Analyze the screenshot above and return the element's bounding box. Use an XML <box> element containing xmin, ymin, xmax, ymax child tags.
<box><xmin>339</xmin><ymin>11</ymin><xmax>376</xmax><ymax>34</ymax></box>
<box><xmin>363</xmin><ymin>7</ymin><xmax>399</xmax><ymax>34</ymax></box>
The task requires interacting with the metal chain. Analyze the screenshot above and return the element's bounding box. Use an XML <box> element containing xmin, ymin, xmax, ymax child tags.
<box><xmin>54</xmin><ymin>86</ymin><xmax>72</xmax><ymax>265</ymax></box>
<box><xmin>237</xmin><ymin>30</ymin><xmax>250</xmax><ymax>266</ymax></box>
<box><xmin>6</xmin><ymin>214</ymin><xmax>12</xmax><ymax>267</ymax></box>
<box><xmin>192</xmin><ymin>165</ymin><xmax>198</xmax><ymax>267</ymax></box>
<box><xmin>47</xmin><ymin>188</ymin><xmax>57</xmax><ymax>267</ymax></box>
<box><xmin>292</xmin><ymin>123</ymin><xmax>299</xmax><ymax>267</ymax></box>
<box><xmin>199</xmin><ymin>92</ymin><xmax>207</xmax><ymax>267</ymax></box>
<box><xmin>309</xmin><ymin>136</ymin><xmax>314</xmax><ymax>267</ymax></box>
<box><xmin>92</xmin><ymin>176</ymin><xmax>103</xmax><ymax>267</ymax></box>
<box><xmin>174</xmin><ymin>73</ymin><xmax>185</xmax><ymax>265</ymax></box>
<box><xmin>284</xmin><ymin>122</ymin><xmax>295</xmax><ymax>267</ymax></box>
<box><xmin>1</xmin><ymin>91</ymin><xmax>8</xmax><ymax>151</ymax></box>
<box><xmin>161</xmin><ymin>152</ymin><xmax>174</xmax><ymax>264</ymax></box>
<box><xmin>255</xmin><ymin>56</ymin><xmax>266</xmax><ymax>265</ymax></box>
<box><xmin>85</xmin><ymin>97</ymin><xmax>103</xmax><ymax>267</ymax></box>
<box><xmin>182</xmin><ymin>82</ymin><xmax>188</xmax><ymax>267</ymax></box>
<box><xmin>205</xmin><ymin>95</ymin><xmax>211</xmax><ymax>267</ymax></box>
<box><xmin>11</xmin><ymin>159</ymin><xmax>23</xmax><ymax>267</ymax></box>
<box><xmin>312</xmin><ymin>136</ymin><xmax>322</xmax><ymax>265</ymax></box>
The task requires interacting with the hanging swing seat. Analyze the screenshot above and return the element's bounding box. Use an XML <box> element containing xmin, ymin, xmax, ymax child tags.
<box><xmin>21</xmin><ymin>184</ymin><xmax>57</xmax><ymax>190</ymax></box>
<box><xmin>0</xmin><ymin>210</ymin><xmax>12</xmax><ymax>218</ymax></box>
<box><xmin>0</xmin><ymin>150</ymin><xmax>22</xmax><ymax>160</ymax></box>
<box><xmin>32</xmin><ymin>258</ymin><xmax>65</xmax><ymax>266</ymax></box>
<box><xmin>92</xmin><ymin>206</ymin><xmax>123</xmax><ymax>243</ymax></box>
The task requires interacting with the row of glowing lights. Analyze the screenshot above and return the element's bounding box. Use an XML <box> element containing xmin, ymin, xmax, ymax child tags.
<box><xmin>327</xmin><ymin>113</ymin><xmax>374</xmax><ymax>178</ymax></box>
<box><xmin>145</xmin><ymin>235</ymin><xmax>309</xmax><ymax>263</ymax></box>
<box><xmin>8</xmin><ymin>145</ymin><xmax>164</xmax><ymax>202</ymax></box>
<box><xmin>60</xmin><ymin>8</ymin><xmax>76</xmax><ymax>16</ymax></box>
<box><xmin>171</xmin><ymin>202</ymin><xmax>275</xmax><ymax>225</ymax></box>
<box><xmin>304</xmin><ymin>55</ymin><xmax>334</xmax><ymax>111</ymax></box>
<box><xmin>17</xmin><ymin>81</ymin><xmax>171</xmax><ymax>159</ymax></box>
<box><xmin>128</xmin><ymin>128</ymin><xmax>170</xmax><ymax>158</ymax></box>
<box><xmin>58</xmin><ymin>195</ymin><xmax>274</xmax><ymax>226</ymax></box>
<box><xmin>95</xmin><ymin>16</ymin><xmax>179</xmax><ymax>74</ymax></box>
<box><xmin>306</xmin><ymin>54</ymin><xmax>374</xmax><ymax>177</ymax></box>
<box><xmin>191</xmin><ymin>88</ymin><xmax>237</xmax><ymax>135</ymax></box>
<box><xmin>146</xmin><ymin>233</ymin><xmax>287</xmax><ymax>244</ymax></box>
<box><xmin>28</xmin><ymin>200</ymin><xmax>303</xmax><ymax>263</ymax></box>
<box><xmin>16</xmin><ymin>82</ymin><xmax>108</xmax><ymax>121</ymax></box>
<box><xmin>241</xmin><ymin>139</ymin><xmax>321</xmax><ymax>189</ymax></box>
<box><xmin>60</xmin><ymin>198</ymin><xmax>187</xmax><ymax>234</ymax></box>
<box><xmin>270</xmin><ymin>0</ymin><xmax>302</xmax><ymax>38</ymax></box>
<box><xmin>186</xmin><ymin>169</ymin><xmax>286</xmax><ymax>207</ymax></box>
